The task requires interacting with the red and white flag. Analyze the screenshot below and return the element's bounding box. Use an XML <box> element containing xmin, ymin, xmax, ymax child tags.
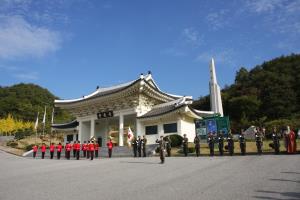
<box><xmin>127</xmin><ymin>127</ymin><xmax>133</xmax><ymax>143</ymax></box>
<box><xmin>34</xmin><ymin>112</ymin><xmax>39</xmax><ymax>130</ymax></box>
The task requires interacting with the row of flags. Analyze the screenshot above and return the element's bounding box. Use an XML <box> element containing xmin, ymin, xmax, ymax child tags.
<box><xmin>34</xmin><ymin>106</ymin><xmax>54</xmax><ymax>131</ymax></box>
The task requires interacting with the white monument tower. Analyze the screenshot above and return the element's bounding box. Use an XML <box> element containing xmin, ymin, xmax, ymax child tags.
<box><xmin>209</xmin><ymin>58</ymin><xmax>224</xmax><ymax>117</ymax></box>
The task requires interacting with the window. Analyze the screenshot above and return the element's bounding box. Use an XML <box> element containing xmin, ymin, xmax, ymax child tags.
<box><xmin>67</xmin><ymin>134</ymin><xmax>74</xmax><ymax>142</ymax></box>
<box><xmin>145</xmin><ymin>125</ymin><xmax>158</xmax><ymax>135</ymax></box>
<box><xmin>163</xmin><ymin>123</ymin><xmax>177</xmax><ymax>133</ymax></box>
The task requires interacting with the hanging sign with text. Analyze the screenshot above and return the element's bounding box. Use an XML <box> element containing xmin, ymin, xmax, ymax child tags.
<box><xmin>97</xmin><ymin>111</ymin><xmax>114</xmax><ymax>119</ymax></box>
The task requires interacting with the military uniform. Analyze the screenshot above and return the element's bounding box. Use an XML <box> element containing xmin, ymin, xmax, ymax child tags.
<box><xmin>194</xmin><ymin>136</ymin><xmax>200</xmax><ymax>157</ymax></box>
<box><xmin>272</xmin><ymin>131</ymin><xmax>280</xmax><ymax>155</ymax></box>
<box><xmin>137</xmin><ymin>136</ymin><xmax>142</xmax><ymax>157</ymax></box>
<box><xmin>142</xmin><ymin>136</ymin><xmax>147</xmax><ymax>157</ymax></box>
<box><xmin>131</xmin><ymin>137</ymin><xmax>137</xmax><ymax>157</ymax></box>
<box><xmin>218</xmin><ymin>134</ymin><xmax>224</xmax><ymax>156</ymax></box>
<box><xmin>182</xmin><ymin>136</ymin><xmax>188</xmax><ymax>157</ymax></box>
<box><xmin>255</xmin><ymin>133</ymin><xmax>263</xmax><ymax>155</ymax></box>
<box><xmin>239</xmin><ymin>134</ymin><xmax>246</xmax><ymax>155</ymax></box>
<box><xmin>165</xmin><ymin>136</ymin><xmax>172</xmax><ymax>157</ymax></box>
<box><xmin>227</xmin><ymin>135</ymin><xmax>234</xmax><ymax>156</ymax></box>
<box><xmin>156</xmin><ymin>137</ymin><xmax>166</xmax><ymax>164</ymax></box>
<box><xmin>207</xmin><ymin>134</ymin><xmax>214</xmax><ymax>156</ymax></box>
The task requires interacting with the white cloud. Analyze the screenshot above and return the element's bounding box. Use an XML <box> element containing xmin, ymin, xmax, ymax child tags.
<box><xmin>245</xmin><ymin>0</ymin><xmax>283</xmax><ymax>13</ymax></box>
<box><xmin>0</xmin><ymin>15</ymin><xmax>61</xmax><ymax>59</ymax></box>
<box><xmin>195</xmin><ymin>49</ymin><xmax>236</xmax><ymax>66</ymax></box>
<box><xmin>182</xmin><ymin>28</ymin><xmax>203</xmax><ymax>47</ymax></box>
<box><xmin>205</xmin><ymin>9</ymin><xmax>229</xmax><ymax>31</ymax></box>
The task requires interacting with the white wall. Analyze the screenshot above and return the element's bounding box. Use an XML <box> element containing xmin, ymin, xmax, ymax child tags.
<box><xmin>179</xmin><ymin>117</ymin><xmax>196</xmax><ymax>142</ymax></box>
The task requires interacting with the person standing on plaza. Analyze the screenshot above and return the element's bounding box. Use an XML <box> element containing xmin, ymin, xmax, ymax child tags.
<box><xmin>287</xmin><ymin>126</ymin><xmax>296</xmax><ymax>154</ymax></box>
<box><xmin>239</xmin><ymin>130</ymin><xmax>246</xmax><ymax>156</ymax></box>
<box><xmin>49</xmin><ymin>143</ymin><xmax>55</xmax><ymax>159</ymax></box>
<box><xmin>156</xmin><ymin>136</ymin><xmax>166</xmax><ymax>164</ymax></box>
<box><xmin>89</xmin><ymin>141</ymin><xmax>95</xmax><ymax>160</ymax></box>
<box><xmin>95</xmin><ymin>141</ymin><xmax>99</xmax><ymax>158</ymax></box>
<box><xmin>72</xmin><ymin>141</ymin><xmax>77</xmax><ymax>158</ymax></box>
<box><xmin>87</xmin><ymin>141</ymin><xmax>90</xmax><ymax>159</ymax></box>
<box><xmin>227</xmin><ymin>134</ymin><xmax>234</xmax><ymax>156</ymax></box>
<box><xmin>137</xmin><ymin>136</ymin><xmax>142</xmax><ymax>157</ymax></box>
<box><xmin>218</xmin><ymin>132</ymin><xmax>224</xmax><ymax>156</ymax></box>
<box><xmin>65</xmin><ymin>142</ymin><xmax>71</xmax><ymax>160</ymax></box>
<box><xmin>76</xmin><ymin>141</ymin><xmax>81</xmax><ymax>160</ymax></box>
<box><xmin>32</xmin><ymin>144</ymin><xmax>38</xmax><ymax>158</ymax></box>
<box><xmin>272</xmin><ymin>127</ymin><xmax>280</xmax><ymax>155</ymax></box>
<box><xmin>82</xmin><ymin>141</ymin><xmax>87</xmax><ymax>158</ymax></box>
<box><xmin>165</xmin><ymin>136</ymin><xmax>172</xmax><ymax>157</ymax></box>
<box><xmin>182</xmin><ymin>134</ymin><xmax>188</xmax><ymax>157</ymax></box>
<box><xmin>131</xmin><ymin>136</ymin><xmax>137</xmax><ymax>157</ymax></box>
<box><xmin>40</xmin><ymin>143</ymin><xmax>46</xmax><ymax>159</ymax></box>
<box><xmin>255</xmin><ymin>128</ymin><xmax>263</xmax><ymax>155</ymax></box>
<box><xmin>207</xmin><ymin>133</ymin><xmax>214</xmax><ymax>156</ymax></box>
<box><xmin>142</xmin><ymin>135</ymin><xmax>147</xmax><ymax>157</ymax></box>
<box><xmin>107</xmin><ymin>139</ymin><xmax>113</xmax><ymax>158</ymax></box>
<box><xmin>56</xmin><ymin>143</ymin><xmax>62</xmax><ymax>159</ymax></box>
<box><xmin>194</xmin><ymin>135</ymin><xmax>200</xmax><ymax>157</ymax></box>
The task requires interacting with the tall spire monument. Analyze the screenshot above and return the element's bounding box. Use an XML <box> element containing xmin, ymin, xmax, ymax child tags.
<box><xmin>209</xmin><ymin>58</ymin><xmax>224</xmax><ymax>117</ymax></box>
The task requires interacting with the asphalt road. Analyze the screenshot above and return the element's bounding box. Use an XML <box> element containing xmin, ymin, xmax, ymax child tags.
<box><xmin>0</xmin><ymin>151</ymin><xmax>299</xmax><ymax>200</ymax></box>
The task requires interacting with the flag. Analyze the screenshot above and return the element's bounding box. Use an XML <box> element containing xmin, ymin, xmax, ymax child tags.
<box><xmin>42</xmin><ymin>106</ymin><xmax>46</xmax><ymax>124</ymax></box>
<box><xmin>51</xmin><ymin>108</ymin><xmax>54</xmax><ymax>124</ymax></box>
<box><xmin>127</xmin><ymin>127</ymin><xmax>133</xmax><ymax>142</ymax></box>
<box><xmin>34</xmin><ymin>112</ymin><xmax>39</xmax><ymax>130</ymax></box>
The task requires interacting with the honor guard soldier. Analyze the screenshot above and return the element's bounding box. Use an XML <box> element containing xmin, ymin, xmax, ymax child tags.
<box><xmin>137</xmin><ymin>136</ymin><xmax>142</xmax><ymax>157</ymax></box>
<box><xmin>56</xmin><ymin>143</ymin><xmax>62</xmax><ymax>159</ymax></box>
<box><xmin>182</xmin><ymin>134</ymin><xmax>188</xmax><ymax>157</ymax></box>
<box><xmin>107</xmin><ymin>139</ymin><xmax>113</xmax><ymax>158</ymax></box>
<box><xmin>194</xmin><ymin>135</ymin><xmax>200</xmax><ymax>157</ymax></box>
<box><xmin>95</xmin><ymin>141</ymin><xmax>99</xmax><ymax>158</ymax></box>
<box><xmin>255</xmin><ymin>129</ymin><xmax>263</xmax><ymax>155</ymax></box>
<box><xmin>41</xmin><ymin>143</ymin><xmax>46</xmax><ymax>159</ymax></box>
<box><xmin>227</xmin><ymin>134</ymin><xmax>234</xmax><ymax>156</ymax></box>
<box><xmin>207</xmin><ymin>133</ymin><xmax>214</xmax><ymax>156</ymax></box>
<box><xmin>50</xmin><ymin>143</ymin><xmax>55</xmax><ymax>159</ymax></box>
<box><xmin>142</xmin><ymin>135</ymin><xmax>147</xmax><ymax>157</ymax></box>
<box><xmin>218</xmin><ymin>132</ymin><xmax>224</xmax><ymax>156</ymax></box>
<box><xmin>72</xmin><ymin>141</ymin><xmax>77</xmax><ymax>158</ymax></box>
<box><xmin>65</xmin><ymin>142</ymin><xmax>71</xmax><ymax>160</ymax></box>
<box><xmin>87</xmin><ymin>141</ymin><xmax>90</xmax><ymax>159</ymax></box>
<box><xmin>165</xmin><ymin>136</ymin><xmax>172</xmax><ymax>157</ymax></box>
<box><xmin>32</xmin><ymin>144</ymin><xmax>38</xmax><ymax>158</ymax></box>
<box><xmin>156</xmin><ymin>136</ymin><xmax>166</xmax><ymax>164</ymax></box>
<box><xmin>272</xmin><ymin>127</ymin><xmax>280</xmax><ymax>154</ymax></box>
<box><xmin>89</xmin><ymin>141</ymin><xmax>95</xmax><ymax>160</ymax></box>
<box><xmin>82</xmin><ymin>141</ymin><xmax>87</xmax><ymax>157</ymax></box>
<box><xmin>239</xmin><ymin>130</ymin><xmax>246</xmax><ymax>155</ymax></box>
<box><xmin>76</xmin><ymin>141</ymin><xmax>81</xmax><ymax>160</ymax></box>
<box><xmin>131</xmin><ymin>136</ymin><xmax>137</xmax><ymax>157</ymax></box>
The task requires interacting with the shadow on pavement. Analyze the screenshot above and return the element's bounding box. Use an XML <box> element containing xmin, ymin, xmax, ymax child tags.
<box><xmin>253</xmin><ymin>190</ymin><xmax>300</xmax><ymax>200</ymax></box>
<box><xmin>281</xmin><ymin>171</ymin><xmax>300</xmax><ymax>175</ymax></box>
<box><xmin>120</xmin><ymin>161</ymin><xmax>160</xmax><ymax>165</ymax></box>
<box><xmin>269</xmin><ymin>178</ymin><xmax>300</xmax><ymax>184</ymax></box>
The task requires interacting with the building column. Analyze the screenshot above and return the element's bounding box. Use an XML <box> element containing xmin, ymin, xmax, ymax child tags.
<box><xmin>90</xmin><ymin>119</ymin><xmax>95</xmax><ymax>139</ymax></box>
<box><xmin>136</xmin><ymin>119</ymin><xmax>142</xmax><ymax>137</ymax></box>
<box><xmin>119</xmin><ymin>114</ymin><xmax>124</xmax><ymax>146</ymax></box>
<box><xmin>78</xmin><ymin>121</ymin><xmax>82</xmax><ymax>142</ymax></box>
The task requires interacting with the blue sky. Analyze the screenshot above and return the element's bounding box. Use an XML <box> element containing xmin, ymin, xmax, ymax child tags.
<box><xmin>0</xmin><ymin>0</ymin><xmax>299</xmax><ymax>100</ymax></box>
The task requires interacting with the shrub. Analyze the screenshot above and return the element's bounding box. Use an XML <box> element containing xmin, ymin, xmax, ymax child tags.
<box><xmin>166</xmin><ymin>134</ymin><xmax>183</xmax><ymax>147</ymax></box>
<box><xmin>177</xmin><ymin>146</ymin><xmax>195</xmax><ymax>154</ymax></box>
<box><xmin>7</xmin><ymin>141</ymin><xmax>18</xmax><ymax>148</ymax></box>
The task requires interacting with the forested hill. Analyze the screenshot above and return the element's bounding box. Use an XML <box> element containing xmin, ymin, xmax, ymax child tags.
<box><xmin>0</xmin><ymin>83</ymin><xmax>71</xmax><ymax>123</ymax></box>
<box><xmin>192</xmin><ymin>54</ymin><xmax>300</xmax><ymax>131</ymax></box>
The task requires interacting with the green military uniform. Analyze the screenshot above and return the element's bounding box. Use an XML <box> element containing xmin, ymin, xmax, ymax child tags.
<box><xmin>182</xmin><ymin>135</ymin><xmax>188</xmax><ymax>157</ymax></box>
<box><xmin>239</xmin><ymin>134</ymin><xmax>246</xmax><ymax>155</ymax></box>
<box><xmin>142</xmin><ymin>136</ymin><xmax>147</xmax><ymax>157</ymax></box>
<box><xmin>156</xmin><ymin>136</ymin><xmax>166</xmax><ymax>164</ymax></box>
<box><xmin>165</xmin><ymin>136</ymin><xmax>172</xmax><ymax>157</ymax></box>
<box><xmin>194</xmin><ymin>135</ymin><xmax>200</xmax><ymax>157</ymax></box>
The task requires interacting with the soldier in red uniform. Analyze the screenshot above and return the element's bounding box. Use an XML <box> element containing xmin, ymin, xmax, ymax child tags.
<box><xmin>72</xmin><ymin>141</ymin><xmax>77</xmax><ymax>158</ymax></box>
<box><xmin>95</xmin><ymin>141</ymin><xmax>99</xmax><ymax>158</ymax></box>
<box><xmin>49</xmin><ymin>143</ymin><xmax>55</xmax><ymax>159</ymax></box>
<box><xmin>107</xmin><ymin>139</ymin><xmax>113</xmax><ymax>158</ymax></box>
<box><xmin>65</xmin><ymin>142</ymin><xmax>71</xmax><ymax>160</ymax></box>
<box><xmin>76</xmin><ymin>141</ymin><xmax>81</xmax><ymax>160</ymax></box>
<box><xmin>87</xmin><ymin>141</ymin><xmax>90</xmax><ymax>159</ymax></box>
<box><xmin>32</xmin><ymin>144</ymin><xmax>38</xmax><ymax>158</ymax></box>
<box><xmin>89</xmin><ymin>141</ymin><xmax>95</xmax><ymax>160</ymax></box>
<box><xmin>56</xmin><ymin>143</ymin><xmax>62</xmax><ymax>159</ymax></box>
<box><xmin>40</xmin><ymin>143</ymin><xmax>46</xmax><ymax>159</ymax></box>
<box><xmin>82</xmin><ymin>141</ymin><xmax>87</xmax><ymax>158</ymax></box>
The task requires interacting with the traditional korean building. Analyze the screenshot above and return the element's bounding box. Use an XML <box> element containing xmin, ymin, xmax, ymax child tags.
<box><xmin>54</xmin><ymin>71</ymin><xmax>216</xmax><ymax>146</ymax></box>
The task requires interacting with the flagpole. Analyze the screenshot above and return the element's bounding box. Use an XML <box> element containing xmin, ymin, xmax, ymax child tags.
<box><xmin>34</xmin><ymin>112</ymin><xmax>39</xmax><ymax>145</ymax></box>
<box><xmin>50</xmin><ymin>107</ymin><xmax>54</xmax><ymax>146</ymax></box>
<box><xmin>42</xmin><ymin>106</ymin><xmax>46</xmax><ymax>137</ymax></box>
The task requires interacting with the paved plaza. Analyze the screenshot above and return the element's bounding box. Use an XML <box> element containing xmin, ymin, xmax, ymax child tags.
<box><xmin>0</xmin><ymin>150</ymin><xmax>299</xmax><ymax>200</ymax></box>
